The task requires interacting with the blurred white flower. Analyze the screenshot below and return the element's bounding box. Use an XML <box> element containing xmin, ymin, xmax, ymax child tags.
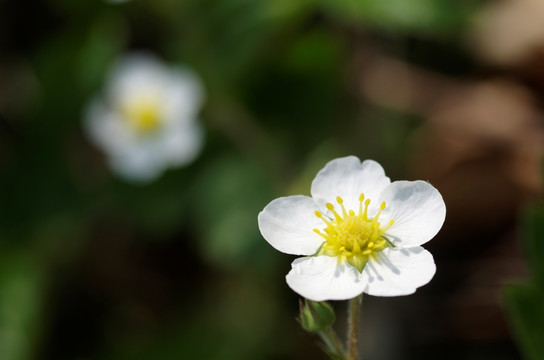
<box><xmin>85</xmin><ymin>53</ymin><xmax>204</xmax><ymax>183</ymax></box>
<box><xmin>258</xmin><ymin>156</ymin><xmax>446</xmax><ymax>301</ymax></box>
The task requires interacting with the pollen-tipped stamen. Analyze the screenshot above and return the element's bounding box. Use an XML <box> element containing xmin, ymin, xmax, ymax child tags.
<box><xmin>313</xmin><ymin>228</ymin><xmax>329</xmax><ymax>240</ymax></box>
<box><xmin>326</xmin><ymin>203</ymin><xmax>342</xmax><ymax>221</ymax></box>
<box><xmin>372</xmin><ymin>201</ymin><xmax>387</xmax><ymax>225</ymax></box>
<box><xmin>362</xmin><ymin>199</ymin><xmax>371</xmax><ymax>220</ymax></box>
<box><xmin>336</xmin><ymin>196</ymin><xmax>348</xmax><ymax>217</ymax></box>
<box><xmin>314</xmin><ymin>194</ymin><xmax>396</xmax><ymax>273</ymax></box>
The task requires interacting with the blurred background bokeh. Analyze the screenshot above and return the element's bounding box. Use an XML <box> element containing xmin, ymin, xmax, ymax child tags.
<box><xmin>1</xmin><ymin>0</ymin><xmax>543</xmax><ymax>359</ymax></box>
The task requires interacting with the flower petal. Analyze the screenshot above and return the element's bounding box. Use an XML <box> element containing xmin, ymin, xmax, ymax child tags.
<box><xmin>380</xmin><ymin>180</ymin><xmax>446</xmax><ymax>247</ymax></box>
<box><xmin>163</xmin><ymin>67</ymin><xmax>204</xmax><ymax>122</ymax></box>
<box><xmin>286</xmin><ymin>256</ymin><xmax>367</xmax><ymax>301</ymax></box>
<box><xmin>162</xmin><ymin>121</ymin><xmax>204</xmax><ymax>167</ymax></box>
<box><xmin>84</xmin><ymin>99</ymin><xmax>136</xmax><ymax>154</ymax></box>
<box><xmin>363</xmin><ymin>247</ymin><xmax>436</xmax><ymax>296</ymax></box>
<box><xmin>107</xmin><ymin>53</ymin><xmax>167</xmax><ymax>106</ymax></box>
<box><xmin>311</xmin><ymin>156</ymin><xmax>390</xmax><ymax>216</ymax></box>
<box><xmin>108</xmin><ymin>146</ymin><xmax>165</xmax><ymax>183</ymax></box>
<box><xmin>258</xmin><ymin>196</ymin><xmax>325</xmax><ymax>255</ymax></box>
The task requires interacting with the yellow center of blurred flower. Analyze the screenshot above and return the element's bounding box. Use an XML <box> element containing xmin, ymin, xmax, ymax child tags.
<box><xmin>313</xmin><ymin>195</ymin><xmax>395</xmax><ymax>272</ymax></box>
<box><xmin>120</xmin><ymin>99</ymin><xmax>162</xmax><ymax>134</ymax></box>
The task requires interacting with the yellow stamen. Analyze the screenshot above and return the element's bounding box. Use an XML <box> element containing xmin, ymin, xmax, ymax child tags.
<box><xmin>326</xmin><ymin>203</ymin><xmax>342</xmax><ymax>221</ymax></box>
<box><xmin>362</xmin><ymin>199</ymin><xmax>370</xmax><ymax>219</ymax></box>
<box><xmin>337</xmin><ymin>196</ymin><xmax>348</xmax><ymax>217</ymax></box>
<box><xmin>314</xmin><ymin>194</ymin><xmax>396</xmax><ymax>273</ymax></box>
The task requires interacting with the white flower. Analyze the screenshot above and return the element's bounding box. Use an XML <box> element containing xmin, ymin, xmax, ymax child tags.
<box><xmin>258</xmin><ymin>156</ymin><xmax>446</xmax><ymax>301</ymax></box>
<box><xmin>84</xmin><ymin>53</ymin><xmax>204</xmax><ymax>183</ymax></box>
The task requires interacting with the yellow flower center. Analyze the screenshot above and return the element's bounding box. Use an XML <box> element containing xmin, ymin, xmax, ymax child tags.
<box><xmin>120</xmin><ymin>98</ymin><xmax>162</xmax><ymax>134</ymax></box>
<box><xmin>313</xmin><ymin>194</ymin><xmax>395</xmax><ymax>272</ymax></box>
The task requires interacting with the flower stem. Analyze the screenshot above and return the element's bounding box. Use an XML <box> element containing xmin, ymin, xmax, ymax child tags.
<box><xmin>318</xmin><ymin>327</ymin><xmax>347</xmax><ymax>359</ymax></box>
<box><xmin>347</xmin><ymin>294</ymin><xmax>363</xmax><ymax>360</ymax></box>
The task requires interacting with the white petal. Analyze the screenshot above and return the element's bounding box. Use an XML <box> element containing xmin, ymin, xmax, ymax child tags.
<box><xmin>108</xmin><ymin>145</ymin><xmax>165</xmax><ymax>183</ymax></box>
<box><xmin>107</xmin><ymin>53</ymin><xmax>167</xmax><ymax>105</ymax></box>
<box><xmin>162</xmin><ymin>121</ymin><xmax>204</xmax><ymax>167</ymax></box>
<box><xmin>83</xmin><ymin>99</ymin><xmax>136</xmax><ymax>154</ymax></box>
<box><xmin>286</xmin><ymin>256</ymin><xmax>367</xmax><ymax>301</ymax></box>
<box><xmin>258</xmin><ymin>196</ymin><xmax>325</xmax><ymax>255</ymax></box>
<box><xmin>311</xmin><ymin>157</ymin><xmax>390</xmax><ymax>216</ymax></box>
<box><xmin>380</xmin><ymin>180</ymin><xmax>446</xmax><ymax>247</ymax></box>
<box><xmin>162</xmin><ymin>67</ymin><xmax>204</xmax><ymax>124</ymax></box>
<box><xmin>363</xmin><ymin>247</ymin><xmax>436</xmax><ymax>297</ymax></box>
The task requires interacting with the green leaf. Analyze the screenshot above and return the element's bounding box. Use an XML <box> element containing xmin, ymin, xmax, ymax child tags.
<box><xmin>318</xmin><ymin>0</ymin><xmax>473</xmax><ymax>36</ymax></box>
<box><xmin>0</xmin><ymin>255</ymin><xmax>44</xmax><ymax>360</ymax></box>
<box><xmin>503</xmin><ymin>283</ymin><xmax>544</xmax><ymax>360</ymax></box>
<box><xmin>522</xmin><ymin>205</ymin><xmax>544</xmax><ymax>286</ymax></box>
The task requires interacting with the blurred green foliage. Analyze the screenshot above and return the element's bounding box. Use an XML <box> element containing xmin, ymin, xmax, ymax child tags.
<box><xmin>504</xmin><ymin>206</ymin><xmax>544</xmax><ymax>360</ymax></box>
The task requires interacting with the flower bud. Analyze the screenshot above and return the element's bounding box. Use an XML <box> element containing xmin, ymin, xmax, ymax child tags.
<box><xmin>298</xmin><ymin>299</ymin><xmax>335</xmax><ymax>332</ymax></box>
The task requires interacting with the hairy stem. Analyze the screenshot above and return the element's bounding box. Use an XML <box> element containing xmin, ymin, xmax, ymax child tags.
<box><xmin>347</xmin><ymin>294</ymin><xmax>363</xmax><ymax>360</ymax></box>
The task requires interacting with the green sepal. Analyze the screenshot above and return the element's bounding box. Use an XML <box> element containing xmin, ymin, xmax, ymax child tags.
<box><xmin>347</xmin><ymin>255</ymin><xmax>368</xmax><ymax>273</ymax></box>
<box><xmin>382</xmin><ymin>236</ymin><xmax>396</xmax><ymax>248</ymax></box>
<box><xmin>313</xmin><ymin>241</ymin><xmax>326</xmax><ymax>256</ymax></box>
<box><xmin>298</xmin><ymin>299</ymin><xmax>336</xmax><ymax>332</ymax></box>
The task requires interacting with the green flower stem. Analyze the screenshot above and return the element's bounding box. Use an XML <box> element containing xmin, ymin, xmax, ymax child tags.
<box><xmin>347</xmin><ymin>294</ymin><xmax>363</xmax><ymax>360</ymax></box>
<box><xmin>318</xmin><ymin>327</ymin><xmax>347</xmax><ymax>359</ymax></box>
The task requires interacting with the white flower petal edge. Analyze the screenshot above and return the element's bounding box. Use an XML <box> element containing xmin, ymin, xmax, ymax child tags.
<box><xmin>380</xmin><ymin>180</ymin><xmax>446</xmax><ymax>247</ymax></box>
<box><xmin>286</xmin><ymin>256</ymin><xmax>368</xmax><ymax>302</ymax></box>
<box><xmin>362</xmin><ymin>247</ymin><xmax>436</xmax><ymax>296</ymax></box>
<box><xmin>311</xmin><ymin>156</ymin><xmax>391</xmax><ymax>215</ymax></box>
<box><xmin>163</xmin><ymin>121</ymin><xmax>204</xmax><ymax>167</ymax></box>
<box><xmin>108</xmin><ymin>150</ymin><xmax>164</xmax><ymax>183</ymax></box>
<box><xmin>258</xmin><ymin>196</ymin><xmax>324</xmax><ymax>255</ymax></box>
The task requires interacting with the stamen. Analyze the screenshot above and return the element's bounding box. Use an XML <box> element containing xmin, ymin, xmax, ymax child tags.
<box><xmin>372</xmin><ymin>201</ymin><xmax>386</xmax><ymax>224</ymax></box>
<box><xmin>313</xmin><ymin>229</ymin><xmax>328</xmax><ymax>239</ymax></box>
<box><xmin>313</xmin><ymin>193</ymin><xmax>396</xmax><ymax>272</ymax></box>
<box><xmin>315</xmin><ymin>210</ymin><xmax>332</xmax><ymax>226</ymax></box>
<box><xmin>383</xmin><ymin>219</ymin><xmax>395</xmax><ymax>231</ymax></box>
<box><xmin>326</xmin><ymin>202</ymin><xmax>342</xmax><ymax>221</ymax></box>
<box><xmin>336</xmin><ymin>196</ymin><xmax>347</xmax><ymax>217</ymax></box>
<box><xmin>362</xmin><ymin>199</ymin><xmax>370</xmax><ymax>219</ymax></box>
